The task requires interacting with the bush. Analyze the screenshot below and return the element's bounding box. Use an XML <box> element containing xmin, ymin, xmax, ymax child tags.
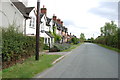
<box><xmin>53</xmin><ymin>33</ymin><xmax>61</xmax><ymax>43</ymax></box>
<box><xmin>49</xmin><ymin>43</ymin><xmax>71</xmax><ymax>52</ymax></box>
<box><xmin>2</xmin><ymin>26</ymin><xmax>44</xmax><ymax>68</ymax></box>
<box><xmin>70</xmin><ymin>37</ymin><xmax>80</xmax><ymax>44</ymax></box>
<box><xmin>43</xmin><ymin>44</ymin><xmax>49</xmax><ymax>50</ymax></box>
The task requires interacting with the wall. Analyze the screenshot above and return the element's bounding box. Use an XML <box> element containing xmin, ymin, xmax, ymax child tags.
<box><xmin>26</xmin><ymin>8</ymin><xmax>36</xmax><ymax>35</ymax></box>
<box><xmin>0</xmin><ymin>0</ymin><xmax>24</xmax><ymax>33</ymax></box>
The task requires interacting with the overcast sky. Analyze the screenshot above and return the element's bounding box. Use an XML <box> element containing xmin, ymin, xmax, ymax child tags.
<box><xmin>20</xmin><ymin>0</ymin><xmax>119</xmax><ymax>39</ymax></box>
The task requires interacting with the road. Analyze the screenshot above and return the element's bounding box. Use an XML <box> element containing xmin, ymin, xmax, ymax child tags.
<box><xmin>36</xmin><ymin>43</ymin><xmax>118</xmax><ymax>78</ymax></box>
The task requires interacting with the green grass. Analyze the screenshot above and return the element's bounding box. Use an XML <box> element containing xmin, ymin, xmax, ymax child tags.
<box><xmin>2</xmin><ymin>54</ymin><xmax>61</xmax><ymax>78</ymax></box>
<box><xmin>61</xmin><ymin>43</ymin><xmax>82</xmax><ymax>52</ymax></box>
<box><xmin>97</xmin><ymin>44</ymin><xmax>120</xmax><ymax>53</ymax></box>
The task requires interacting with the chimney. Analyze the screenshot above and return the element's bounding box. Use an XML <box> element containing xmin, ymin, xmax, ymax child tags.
<box><xmin>57</xmin><ymin>19</ymin><xmax>61</xmax><ymax>24</ymax></box>
<box><xmin>53</xmin><ymin>14</ymin><xmax>57</xmax><ymax>21</ymax></box>
<box><xmin>41</xmin><ymin>5</ymin><xmax>47</xmax><ymax>15</ymax></box>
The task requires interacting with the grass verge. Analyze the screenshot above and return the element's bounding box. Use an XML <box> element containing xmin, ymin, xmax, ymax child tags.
<box><xmin>61</xmin><ymin>43</ymin><xmax>82</xmax><ymax>52</ymax></box>
<box><xmin>1</xmin><ymin>54</ymin><xmax>61</xmax><ymax>78</ymax></box>
<box><xmin>97</xmin><ymin>44</ymin><xmax>120</xmax><ymax>53</ymax></box>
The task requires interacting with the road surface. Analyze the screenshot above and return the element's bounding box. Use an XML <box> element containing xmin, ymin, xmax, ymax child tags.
<box><xmin>36</xmin><ymin>43</ymin><xmax>118</xmax><ymax>78</ymax></box>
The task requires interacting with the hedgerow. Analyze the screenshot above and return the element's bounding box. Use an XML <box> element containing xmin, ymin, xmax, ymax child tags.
<box><xmin>94</xmin><ymin>21</ymin><xmax>120</xmax><ymax>49</ymax></box>
<box><xmin>2</xmin><ymin>25</ymin><xmax>43</xmax><ymax>68</ymax></box>
<box><xmin>49</xmin><ymin>43</ymin><xmax>71</xmax><ymax>52</ymax></box>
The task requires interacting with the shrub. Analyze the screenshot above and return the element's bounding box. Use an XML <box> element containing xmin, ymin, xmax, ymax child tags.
<box><xmin>53</xmin><ymin>33</ymin><xmax>61</xmax><ymax>43</ymax></box>
<box><xmin>43</xmin><ymin>44</ymin><xmax>49</xmax><ymax>50</ymax></box>
<box><xmin>49</xmin><ymin>43</ymin><xmax>71</xmax><ymax>52</ymax></box>
<box><xmin>2</xmin><ymin>26</ymin><xmax>44</xmax><ymax>68</ymax></box>
<box><xmin>70</xmin><ymin>37</ymin><xmax>80</xmax><ymax>44</ymax></box>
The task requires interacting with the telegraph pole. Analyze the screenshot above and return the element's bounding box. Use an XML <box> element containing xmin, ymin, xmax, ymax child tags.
<box><xmin>36</xmin><ymin>0</ymin><xmax>40</xmax><ymax>60</ymax></box>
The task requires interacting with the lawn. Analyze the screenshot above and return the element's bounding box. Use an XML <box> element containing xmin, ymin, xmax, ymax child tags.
<box><xmin>62</xmin><ymin>43</ymin><xmax>82</xmax><ymax>52</ymax></box>
<box><xmin>97</xmin><ymin>44</ymin><xmax>120</xmax><ymax>53</ymax></box>
<box><xmin>2</xmin><ymin>54</ymin><xmax>61</xmax><ymax>78</ymax></box>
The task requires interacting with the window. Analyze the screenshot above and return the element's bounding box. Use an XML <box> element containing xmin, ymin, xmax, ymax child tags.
<box><xmin>32</xmin><ymin>17</ymin><xmax>35</xmax><ymax>27</ymax></box>
<box><xmin>29</xmin><ymin>17</ymin><xmax>35</xmax><ymax>28</ymax></box>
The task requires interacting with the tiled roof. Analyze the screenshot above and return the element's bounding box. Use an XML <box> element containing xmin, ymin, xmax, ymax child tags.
<box><xmin>46</xmin><ymin>17</ymin><xmax>52</xmax><ymax>26</ymax></box>
<box><xmin>45</xmin><ymin>31</ymin><xmax>54</xmax><ymax>38</ymax></box>
<box><xmin>10</xmin><ymin>0</ymin><xmax>34</xmax><ymax>19</ymax></box>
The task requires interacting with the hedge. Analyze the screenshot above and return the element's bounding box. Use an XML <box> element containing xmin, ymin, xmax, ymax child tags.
<box><xmin>2</xmin><ymin>26</ymin><xmax>44</xmax><ymax>68</ymax></box>
<box><xmin>50</xmin><ymin>43</ymin><xmax>71</xmax><ymax>52</ymax></box>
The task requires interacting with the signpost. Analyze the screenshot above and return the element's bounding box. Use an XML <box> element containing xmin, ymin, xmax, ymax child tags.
<box><xmin>35</xmin><ymin>0</ymin><xmax>40</xmax><ymax>60</ymax></box>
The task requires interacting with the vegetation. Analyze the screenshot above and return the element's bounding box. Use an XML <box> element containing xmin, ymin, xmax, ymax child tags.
<box><xmin>53</xmin><ymin>26</ymin><xmax>61</xmax><ymax>43</ymax></box>
<box><xmin>85</xmin><ymin>37</ymin><xmax>94</xmax><ymax>43</ymax></box>
<box><xmin>70</xmin><ymin>37</ymin><xmax>80</xmax><ymax>44</ymax></box>
<box><xmin>62</xmin><ymin>43</ymin><xmax>82</xmax><ymax>52</ymax></box>
<box><xmin>54</xmin><ymin>33</ymin><xmax>61</xmax><ymax>43</ymax></box>
<box><xmin>43</xmin><ymin>44</ymin><xmax>49</xmax><ymax>50</ymax></box>
<box><xmin>97</xmin><ymin>44</ymin><xmax>120</xmax><ymax>53</ymax></box>
<box><xmin>95</xmin><ymin>21</ymin><xmax>120</xmax><ymax>50</ymax></box>
<box><xmin>50</xmin><ymin>43</ymin><xmax>71</xmax><ymax>52</ymax></box>
<box><xmin>2</xmin><ymin>25</ymin><xmax>44</xmax><ymax>69</ymax></box>
<box><xmin>2</xmin><ymin>54</ymin><xmax>61</xmax><ymax>78</ymax></box>
<box><xmin>80</xmin><ymin>33</ymin><xmax>86</xmax><ymax>42</ymax></box>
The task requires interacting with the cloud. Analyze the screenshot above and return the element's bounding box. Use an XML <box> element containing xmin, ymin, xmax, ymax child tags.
<box><xmin>89</xmin><ymin>2</ymin><xmax>118</xmax><ymax>21</ymax></box>
<box><xmin>63</xmin><ymin>20</ymin><xmax>75</xmax><ymax>26</ymax></box>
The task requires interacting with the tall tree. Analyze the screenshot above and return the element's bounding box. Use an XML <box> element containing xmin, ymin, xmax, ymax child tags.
<box><xmin>100</xmin><ymin>21</ymin><xmax>117</xmax><ymax>36</ymax></box>
<box><xmin>80</xmin><ymin>33</ymin><xmax>86</xmax><ymax>42</ymax></box>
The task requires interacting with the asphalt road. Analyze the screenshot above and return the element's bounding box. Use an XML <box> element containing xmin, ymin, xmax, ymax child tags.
<box><xmin>36</xmin><ymin>43</ymin><xmax>118</xmax><ymax>78</ymax></box>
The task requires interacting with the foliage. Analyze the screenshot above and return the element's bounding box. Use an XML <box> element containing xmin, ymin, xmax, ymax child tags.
<box><xmin>53</xmin><ymin>26</ymin><xmax>57</xmax><ymax>34</ymax></box>
<box><xmin>50</xmin><ymin>43</ymin><xmax>71</xmax><ymax>52</ymax></box>
<box><xmin>43</xmin><ymin>44</ymin><xmax>49</xmax><ymax>50</ymax></box>
<box><xmin>52</xmin><ymin>27</ymin><xmax>61</xmax><ymax>43</ymax></box>
<box><xmin>100</xmin><ymin>21</ymin><xmax>117</xmax><ymax>36</ymax></box>
<box><xmin>70</xmin><ymin>37</ymin><xmax>80</xmax><ymax>44</ymax></box>
<box><xmin>62</xmin><ymin>43</ymin><xmax>82</xmax><ymax>52</ymax></box>
<box><xmin>2</xmin><ymin>26</ymin><xmax>44</xmax><ymax>68</ymax></box>
<box><xmin>2</xmin><ymin>54</ymin><xmax>61</xmax><ymax>78</ymax></box>
<box><xmin>97</xmin><ymin>44</ymin><xmax>120</xmax><ymax>53</ymax></box>
<box><xmin>80</xmin><ymin>33</ymin><xmax>86</xmax><ymax>42</ymax></box>
<box><xmin>54</xmin><ymin>34</ymin><xmax>61</xmax><ymax>43</ymax></box>
<box><xmin>52</xmin><ymin>26</ymin><xmax>62</xmax><ymax>43</ymax></box>
<box><xmin>85</xmin><ymin>37</ymin><xmax>94</xmax><ymax>43</ymax></box>
<box><xmin>95</xmin><ymin>21</ymin><xmax>119</xmax><ymax>50</ymax></box>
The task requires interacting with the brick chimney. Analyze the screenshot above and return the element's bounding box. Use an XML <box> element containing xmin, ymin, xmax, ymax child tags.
<box><xmin>41</xmin><ymin>5</ymin><xmax>47</xmax><ymax>15</ymax></box>
<box><xmin>53</xmin><ymin>14</ymin><xmax>57</xmax><ymax>21</ymax></box>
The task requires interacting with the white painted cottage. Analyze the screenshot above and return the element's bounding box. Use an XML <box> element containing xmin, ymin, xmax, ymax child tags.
<box><xmin>0</xmin><ymin>0</ymin><xmax>34</xmax><ymax>34</ymax></box>
<box><xmin>40</xmin><ymin>6</ymin><xmax>54</xmax><ymax>46</ymax></box>
<box><xmin>0</xmin><ymin>0</ymin><xmax>54</xmax><ymax>46</ymax></box>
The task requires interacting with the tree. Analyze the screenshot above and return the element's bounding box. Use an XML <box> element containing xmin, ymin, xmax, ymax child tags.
<box><xmin>80</xmin><ymin>33</ymin><xmax>86</xmax><ymax>42</ymax></box>
<box><xmin>95</xmin><ymin>21</ymin><xmax>119</xmax><ymax>49</ymax></box>
<box><xmin>71</xmin><ymin>37</ymin><xmax>79</xmax><ymax>44</ymax></box>
<box><xmin>100</xmin><ymin>21</ymin><xmax>117</xmax><ymax>36</ymax></box>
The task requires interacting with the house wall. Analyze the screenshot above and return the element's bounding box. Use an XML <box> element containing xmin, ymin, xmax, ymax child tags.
<box><xmin>49</xmin><ymin>20</ymin><xmax>53</xmax><ymax>33</ymax></box>
<box><xmin>62</xmin><ymin>31</ymin><xmax>65</xmax><ymax>36</ymax></box>
<box><xmin>0</xmin><ymin>1</ymin><xmax>24</xmax><ymax>33</ymax></box>
<box><xmin>26</xmin><ymin>8</ymin><xmax>36</xmax><ymax>35</ymax></box>
<box><xmin>56</xmin><ymin>29</ymin><xmax>59</xmax><ymax>35</ymax></box>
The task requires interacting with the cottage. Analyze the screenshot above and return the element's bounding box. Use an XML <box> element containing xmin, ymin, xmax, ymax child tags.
<box><xmin>0</xmin><ymin>0</ymin><xmax>34</xmax><ymax>34</ymax></box>
<box><xmin>40</xmin><ymin>6</ymin><xmax>54</xmax><ymax>46</ymax></box>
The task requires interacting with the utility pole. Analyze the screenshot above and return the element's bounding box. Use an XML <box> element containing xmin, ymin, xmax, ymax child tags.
<box><xmin>36</xmin><ymin>0</ymin><xmax>40</xmax><ymax>60</ymax></box>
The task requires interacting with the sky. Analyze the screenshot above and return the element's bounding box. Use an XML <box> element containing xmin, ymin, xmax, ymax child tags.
<box><xmin>18</xmin><ymin>0</ymin><xmax>119</xmax><ymax>39</ymax></box>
